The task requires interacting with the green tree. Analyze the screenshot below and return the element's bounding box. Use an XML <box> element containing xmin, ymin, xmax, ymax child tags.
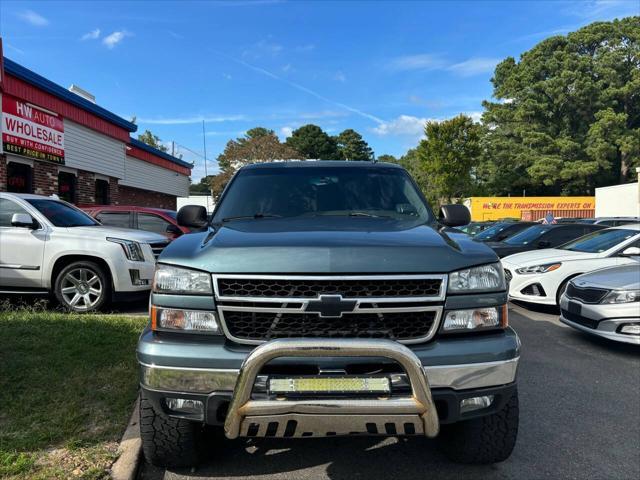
<box><xmin>416</xmin><ymin>115</ymin><xmax>481</xmax><ymax>205</ymax></box>
<box><xmin>285</xmin><ymin>124</ymin><xmax>339</xmax><ymax>159</ymax></box>
<box><xmin>137</xmin><ymin>129</ymin><xmax>168</xmax><ymax>153</ymax></box>
<box><xmin>376</xmin><ymin>154</ymin><xmax>398</xmax><ymax>163</ymax></box>
<box><xmin>189</xmin><ymin>176</ymin><xmax>214</xmax><ymax>194</ymax></box>
<box><xmin>481</xmin><ymin>17</ymin><xmax>640</xmax><ymax>194</ymax></box>
<box><xmin>335</xmin><ymin>129</ymin><xmax>374</xmax><ymax>160</ymax></box>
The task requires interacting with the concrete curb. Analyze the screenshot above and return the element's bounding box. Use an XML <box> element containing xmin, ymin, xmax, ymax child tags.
<box><xmin>111</xmin><ymin>396</ymin><xmax>142</xmax><ymax>480</ymax></box>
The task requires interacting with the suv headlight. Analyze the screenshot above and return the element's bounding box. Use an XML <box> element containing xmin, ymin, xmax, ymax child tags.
<box><xmin>515</xmin><ymin>263</ymin><xmax>561</xmax><ymax>275</ymax></box>
<box><xmin>153</xmin><ymin>265</ymin><xmax>212</xmax><ymax>294</ymax></box>
<box><xmin>601</xmin><ymin>289</ymin><xmax>639</xmax><ymax>304</ymax></box>
<box><xmin>448</xmin><ymin>263</ymin><xmax>505</xmax><ymax>293</ymax></box>
<box><xmin>107</xmin><ymin>237</ymin><xmax>145</xmax><ymax>261</ymax></box>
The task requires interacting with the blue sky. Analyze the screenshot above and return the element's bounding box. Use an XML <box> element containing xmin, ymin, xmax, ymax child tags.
<box><xmin>1</xmin><ymin>0</ymin><xmax>637</xmax><ymax>181</ymax></box>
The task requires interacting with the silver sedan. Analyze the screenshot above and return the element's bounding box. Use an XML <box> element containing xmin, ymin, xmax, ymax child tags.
<box><xmin>560</xmin><ymin>263</ymin><xmax>640</xmax><ymax>345</ymax></box>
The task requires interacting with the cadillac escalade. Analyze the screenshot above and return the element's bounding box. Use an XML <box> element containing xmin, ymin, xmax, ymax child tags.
<box><xmin>137</xmin><ymin>161</ymin><xmax>520</xmax><ymax>466</ymax></box>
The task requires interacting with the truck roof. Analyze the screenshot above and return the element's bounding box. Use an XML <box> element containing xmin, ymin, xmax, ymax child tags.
<box><xmin>241</xmin><ymin>160</ymin><xmax>402</xmax><ymax>170</ymax></box>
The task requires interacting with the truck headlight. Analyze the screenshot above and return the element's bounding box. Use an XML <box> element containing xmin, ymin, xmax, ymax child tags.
<box><xmin>442</xmin><ymin>306</ymin><xmax>507</xmax><ymax>332</ymax></box>
<box><xmin>107</xmin><ymin>237</ymin><xmax>145</xmax><ymax>261</ymax></box>
<box><xmin>448</xmin><ymin>263</ymin><xmax>505</xmax><ymax>293</ymax></box>
<box><xmin>153</xmin><ymin>265</ymin><xmax>212</xmax><ymax>294</ymax></box>
<box><xmin>151</xmin><ymin>307</ymin><xmax>221</xmax><ymax>334</ymax></box>
<box><xmin>515</xmin><ymin>263</ymin><xmax>562</xmax><ymax>275</ymax></box>
<box><xmin>601</xmin><ymin>289</ymin><xmax>639</xmax><ymax>304</ymax></box>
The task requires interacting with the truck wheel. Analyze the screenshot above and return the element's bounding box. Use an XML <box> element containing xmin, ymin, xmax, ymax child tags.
<box><xmin>438</xmin><ymin>389</ymin><xmax>519</xmax><ymax>464</ymax></box>
<box><xmin>139</xmin><ymin>391</ymin><xmax>201</xmax><ymax>468</ymax></box>
<box><xmin>54</xmin><ymin>261</ymin><xmax>110</xmax><ymax>312</ymax></box>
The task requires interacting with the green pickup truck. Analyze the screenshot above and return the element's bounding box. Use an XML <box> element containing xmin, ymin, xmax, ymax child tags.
<box><xmin>137</xmin><ymin>161</ymin><xmax>520</xmax><ymax>467</ymax></box>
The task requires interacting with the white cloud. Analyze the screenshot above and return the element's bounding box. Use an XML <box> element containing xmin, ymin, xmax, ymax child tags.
<box><xmin>387</xmin><ymin>54</ymin><xmax>446</xmax><ymax>71</ymax></box>
<box><xmin>447</xmin><ymin>57</ymin><xmax>500</xmax><ymax>76</ymax></box>
<box><xmin>372</xmin><ymin>115</ymin><xmax>431</xmax><ymax>137</ymax></box>
<box><xmin>333</xmin><ymin>71</ymin><xmax>346</xmax><ymax>82</ymax></box>
<box><xmin>102</xmin><ymin>31</ymin><xmax>131</xmax><ymax>49</ymax></box>
<box><xmin>280</xmin><ymin>126</ymin><xmax>293</xmax><ymax>138</ymax></box>
<box><xmin>568</xmin><ymin>0</ymin><xmax>639</xmax><ymax>20</ymax></box>
<box><xmin>18</xmin><ymin>10</ymin><xmax>49</xmax><ymax>26</ymax></box>
<box><xmin>466</xmin><ymin>111</ymin><xmax>483</xmax><ymax>123</ymax></box>
<box><xmin>81</xmin><ymin>29</ymin><xmax>101</xmax><ymax>41</ymax></box>
<box><xmin>137</xmin><ymin>114</ymin><xmax>246</xmax><ymax>125</ymax></box>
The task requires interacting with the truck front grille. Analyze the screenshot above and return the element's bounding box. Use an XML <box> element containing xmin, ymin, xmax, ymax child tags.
<box><xmin>223</xmin><ymin>310</ymin><xmax>438</xmax><ymax>342</ymax></box>
<box><xmin>213</xmin><ymin>274</ymin><xmax>446</xmax><ymax>345</ymax></box>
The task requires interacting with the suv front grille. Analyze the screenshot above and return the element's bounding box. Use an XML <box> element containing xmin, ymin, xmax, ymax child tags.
<box><xmin>213</xmin><ymin>274</ymin><xmax>446</xmax><ymax>345</ymax></box>
<box><xmin>566</xmin><ymin>283</ymin><xmax>609</xmax><ymax>304</ymax></box>
<box><xmin>149</xmin><ymin>241</ymin><xmax>169</xmax><ymax>260</ymax></box>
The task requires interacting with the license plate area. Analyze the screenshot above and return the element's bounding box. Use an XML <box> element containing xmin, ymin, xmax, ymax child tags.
<box><xmin>568</xmin><ymin>301</ymin><xmax>582</xmax><ymax>315</ymax></box>
<box><xmin>268</xmin><ymin>376</ymin><xmax>391</xmax><ymax>397</ymax></box>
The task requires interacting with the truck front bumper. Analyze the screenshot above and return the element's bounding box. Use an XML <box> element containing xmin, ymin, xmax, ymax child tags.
<box><xmin>138</xmin><ymin>328</ymin><xmax>519</xmax><ymax>437</ymax></box>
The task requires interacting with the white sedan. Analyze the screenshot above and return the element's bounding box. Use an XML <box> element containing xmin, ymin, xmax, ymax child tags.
<box><xmin>502</xmin><ymin>225</ymin><xmax>640</xmax><ymax>306</ymax></box>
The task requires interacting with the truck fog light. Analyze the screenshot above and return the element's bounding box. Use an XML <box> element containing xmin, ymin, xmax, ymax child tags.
<box><xmin>443</xmin><ymin>307</ymin><xmax>504</xmax><ymax>332</ymax></box>
<box><xmin>619</xmin><ymin>324</ymin><xmax>640</xmax><ymax>335</ymax></box>
<box><xmin>460</xmin><ymin>395</ymin><xmax>494</xmax><ymax>413</ymax></box>
<box><xmin>165</xmin><ymin>398</ymin><xmax>204</xmax><ymax>418</ymax></box>
<box><xmin>151</xmin><ymin>307</ymin><xmax>220</xmax><ymax>334</ymax></box>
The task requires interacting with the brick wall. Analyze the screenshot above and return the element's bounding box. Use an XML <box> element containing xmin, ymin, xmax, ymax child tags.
<box><xmin>76</xmin><ymin>170</ymin><xmax>95</xmax><ymax>204</ymax></box>
<box><xmin>0</xmin><ymin>156</ymin><xmax>7</xmax><ymax>191</ymax></box>
<box><xmin>119</xmin><ymin>185</ymin><xmax>177</xmax><ymax>210</ymax></box>
<box><xmin>33</xmin><ymin>161</ymin><xmax>58</xmax><ymax>196</ymax></box>
<box><xmin>109</xmin><ymin>177</ymin><xmax>120</xmax><ymax>205</ymax></box>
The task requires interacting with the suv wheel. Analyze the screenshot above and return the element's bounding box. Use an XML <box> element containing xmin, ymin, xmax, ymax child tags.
<box><xmin>140</xmin><ymin>391</ymin><xmax>202</xmax><ymax>467</ymax></box>
<box><xmin>54</xmin><ymin>261</ymin><xmax>110</xmax><ymax>312</ymax></box>
<box><xmin>438</xmin><ymin>389</ymin><xmax>519</xmax><ymax>464</ymax></box>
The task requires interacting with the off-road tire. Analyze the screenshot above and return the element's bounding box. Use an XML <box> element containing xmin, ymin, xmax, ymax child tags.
<box><xmin>53</xmin><ymin>260</ymin><xmax>110</xmax><ymax>312</ymax></box>
<box><xmin>139</xmin><ymin>391</ymin><xmax>202</xmax><ymax>467</ymax></box>
<box><xmin>439</xmin><ymin>389</ymin><xmax>519</xmax><ymax>464</ymax></box>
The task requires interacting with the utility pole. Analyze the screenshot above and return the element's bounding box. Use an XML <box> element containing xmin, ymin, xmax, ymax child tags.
<box><xmin>171</xmin><ymin>141</ymin><xmax>175</xmax><ymax>157</ymax></box>
<box><xmin>202</xmin><ymin>120</ymin><xmax>212</xmax><ymax>211</ymax></box>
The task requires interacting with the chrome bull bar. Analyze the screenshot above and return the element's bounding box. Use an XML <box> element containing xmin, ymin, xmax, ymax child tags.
<box><xmin>223</xmin><ymin>338</ymin><xmax>440</xmax><ymax>439</ymax></box>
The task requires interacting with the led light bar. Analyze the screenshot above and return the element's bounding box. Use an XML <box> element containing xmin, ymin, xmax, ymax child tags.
<box><xmin>269</xmin><ymin>376</ymin><xmax>391</xmax><ymax>394</ymax></box>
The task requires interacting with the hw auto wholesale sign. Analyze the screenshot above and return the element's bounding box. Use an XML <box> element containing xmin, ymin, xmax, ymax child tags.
<box><xmin>1</xmin><ymin>95</ymin><xmax>65</xmax><ymax>164</ymax></box>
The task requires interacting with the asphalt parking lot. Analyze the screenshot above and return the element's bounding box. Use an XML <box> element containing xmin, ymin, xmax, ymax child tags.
<box><xmin>138</xmin><ymin>303</ymin><xmax>640</xmax><ymax>480</ymax></box>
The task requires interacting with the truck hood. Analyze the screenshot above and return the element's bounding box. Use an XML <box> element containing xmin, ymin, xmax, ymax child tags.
<box><xmin>66</xmin><ymin>226</ymin><xmax>167</xmax><ymax>244</ymax></box>
<box><xmin>159</xmin><ymin>217</ymin><xmax>498</xmax><ymax>273</ymax></box>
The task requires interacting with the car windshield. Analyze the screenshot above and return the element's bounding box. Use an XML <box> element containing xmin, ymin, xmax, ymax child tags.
<box><xmin>504</xmin><ymin>225</ymin><xmax>551</xmax><ymax>245</ymax></box>
<box><xmin>27</xmin><ymin>199</ymin><xmax>99</xmax><ymax>227</ymax></box>
<box><xmin>213</xmin><ymin>166</ymin><xmax>433</xmax><ymax>224</ymax></box>
<box><xmin>474</xmin><ymin>222</ymin><xmax>508</xmax><ymax>240</ymax></box>
<box><xmin>559</xmin><ymin>228</ymin><xmax>638</xmax><ymax>253</ymax></box>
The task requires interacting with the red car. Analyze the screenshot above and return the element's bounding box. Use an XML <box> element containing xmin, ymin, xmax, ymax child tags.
<box><xmin>82</xmin><ymin>205</ymin><xmax>192</xmax><ymax>240</ymax></box>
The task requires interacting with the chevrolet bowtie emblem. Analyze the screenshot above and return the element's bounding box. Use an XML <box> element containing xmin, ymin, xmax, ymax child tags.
<box><xmin>305</xmin><ymin>295</ymin><xmax>357</xmax><ymax>318</ymax></box>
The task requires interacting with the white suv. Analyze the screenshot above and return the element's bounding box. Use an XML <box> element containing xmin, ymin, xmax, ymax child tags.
<box><xmin>0</xmin><ymin>192</ymin><xmax>167</xmax><ymax>312</ymax></box>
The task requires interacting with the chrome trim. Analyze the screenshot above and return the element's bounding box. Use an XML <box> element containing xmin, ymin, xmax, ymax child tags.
<box><xmin>0</xmin><ymin>264</ymin><xmax>40</xmax><ymax>270</ymax></box>
<box><xmin>216</xmin><ymin>306</ymin><xmax>443</xmax><ymax>346</ymax></box>
<box><xmin>223</xmin><ymin>338</ymin><xmax>440</xmax><ymax>439</ymax></box>
<box><xmin>212</xmin><ymin>273</ymin><xmax>449</xmax><ymax>303</ymax></box>
<box><xmin>560</xmin><ymin>316</ymin><xmax>640</xmax><ymax>345</ymax></box>
<box><xmin>138</xmin><ymin>357</ymin><xmax>520</xmax><ymax>394</ymax></box>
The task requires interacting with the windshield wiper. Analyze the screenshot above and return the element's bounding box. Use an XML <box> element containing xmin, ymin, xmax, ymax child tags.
<box><xmin>221</xmin><ymin>213</ymin><xmax>282</xmax><ymax>222</ymax></box>
<box><xmin>348</xmin><ymin>212</ymin><xmax>391</xmax><ymax>218</ymax></box>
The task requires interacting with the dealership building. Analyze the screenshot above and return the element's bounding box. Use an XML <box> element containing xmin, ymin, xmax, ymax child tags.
<box><xmin>0</xmin><ymin>54</ymin><xmax>191</xmax><ymax>209</ymax></box>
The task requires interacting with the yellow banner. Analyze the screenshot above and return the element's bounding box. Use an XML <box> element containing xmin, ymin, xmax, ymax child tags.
<box><xmin>467</xmin><ymin>196</ymin><xmax>595</xmax><ymax>221</ymax></box>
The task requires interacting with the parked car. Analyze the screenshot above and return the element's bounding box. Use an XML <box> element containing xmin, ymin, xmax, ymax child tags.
<box><xmin>560</xmin><ymin>264</ymin><xmax>640</xmax><ymax>345</ymax></box>
<box><xmin>502</xmin><ymin>225</ymin><xmax>640</xmax><ymax>306</ymax></box>
<box><xmin>487</xmin><ymin>223</ymin><xmax>606</xmax><ymax>258</ymax></box>
<box><xmin>0</xmin><ymin>193</ymin><xmax>168</xmax><ymax>312</ymax></box>
<box><xmin>82</xmin><ymin>205</ymin><xmax>196</xmax><ymax>240</ymax></box>
<box><xmin>455</xmin><ymin>221</ymin><xmax>494</xmax><ymax>236</ymax></box>
<box><xmin>579</xmin><ymin>217</ymin><xmax>640</xmax><ymax>226</ymax></box>
<box><xmin>138</xmin><ymin>161</ymin><xmax>520</xmax><ymax>467</ymax></box>
<box><xmin>473</xmin><ymin>221</ymin><xmax>536</xmax><ymax>243</ymax></box>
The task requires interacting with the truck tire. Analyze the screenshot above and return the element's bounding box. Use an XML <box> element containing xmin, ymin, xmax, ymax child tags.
<box><xmin>438</xmin><ymin>389</ymin><xmax>519</xmax><ymax>464</ymax></box>
<box><xmin>139</xmin><ymin>391</ymin><xmax>202</xmax><ymax>468</ymax></box>
<box><xmin>53</xmin><ymin>260</ymin><xmax>110</xmax><ymax>312</ymax></box>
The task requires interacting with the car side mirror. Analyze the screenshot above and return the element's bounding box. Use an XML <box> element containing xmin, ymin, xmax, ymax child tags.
<box><xmin>11</xmin><ymin>213</ymin><xmax>36</xmax><ymax>229</ymax></box>
<box><xmin>177</xmin><ymin>205</ymin><xmax>208</xmax><ymax>229</ymax></box>
<box><xmin>537</xmin><ymin>240</ymin><xmax>551</xmax><ymax>248</ymax></box>
<box><xmin>166</xmin><ymin>224</ymin><xmax>182</xmax><ymax>236</ymax></box>
<box><xmin>438</xmin><ymin>205</ymin><xmax>470</xmax><ymax>227</ymax></box>
<box><xmin>620</xmin><ymin>246</ymin><xmax>640</xmax><ymax>257</ymax></box>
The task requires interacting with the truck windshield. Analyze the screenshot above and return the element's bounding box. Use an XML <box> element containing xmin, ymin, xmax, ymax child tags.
<box><xmin>26</xmin><ymin>199</ymin><xmax>99</xmax><ymax>227</ymax></box>
<box><xmin>213</xmin><ymin>166</ymin><xmax>433</xmax><ymax>223</ymax></box>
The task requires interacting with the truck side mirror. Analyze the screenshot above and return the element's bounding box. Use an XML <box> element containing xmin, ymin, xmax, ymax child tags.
<box><xmin>438</xmin><ymin>205</ymin><xmax>470</xmax><ymax>227</ymax></box>
<box><xmin>11</xmin><ymin>213</ymin><xmax>37</xmax><ymax>229</ymax></box>
<box><xmin>177</xmin><ymin>205</ymin><xmax>208</xmax><ymax>229</ymax></box>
